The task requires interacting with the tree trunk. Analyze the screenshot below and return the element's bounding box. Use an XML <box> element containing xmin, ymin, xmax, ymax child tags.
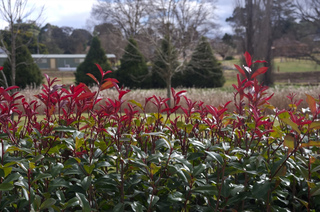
<box><xmin>166</xmin><ymin>75</ymin><xmax>171</xmax><ymax>108</ymax></box>
<box><xmin>10</xmin><ymin>20</ymin><xmax>16</xmax><ymax>86</ymax></box>
<box><xmin>263</xmin><ymin>0</ymin><xmax>274</xmax><ymax>86</ymax></box>
<box><xmin>246</xmin><ymin>0</ymin><xmax>254</xmax><ymax>55</ymax></box>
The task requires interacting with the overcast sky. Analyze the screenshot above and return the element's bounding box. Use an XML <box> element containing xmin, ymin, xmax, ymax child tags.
<box><xmin>1</xmin><ymin>0</ymin><xmax>234</xmax><ymax>35</ymax></box>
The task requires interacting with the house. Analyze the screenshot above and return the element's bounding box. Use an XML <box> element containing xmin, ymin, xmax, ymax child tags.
<box><xmin>0</xmin><ymin>54</ymin><xmax>116</xmax><ymax>71</ymax></box>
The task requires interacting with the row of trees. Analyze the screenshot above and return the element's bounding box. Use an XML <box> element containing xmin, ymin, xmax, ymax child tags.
<box><xmin>75</xmin><ymin>35</ymin><xmax>224</xmax><ymax>90</ymax></box>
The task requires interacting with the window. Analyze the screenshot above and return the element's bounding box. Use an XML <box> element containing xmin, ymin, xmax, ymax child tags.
<box><xmin>75</xmin><ymin>58</ymin><xmax>84</xmax><ymax>63</ymax></box>
<box><xmin>38</xmin><ymin>58</ymin><xmax>47</xmax><ymax>63</ymax></box>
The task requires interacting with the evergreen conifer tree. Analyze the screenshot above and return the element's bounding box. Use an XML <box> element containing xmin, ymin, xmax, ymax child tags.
<box><xmin>117</xmin><ymin>38</ymin><xmax>150</xmax><ymax>88</ymax></box>
<box><xmin>75</xmin><ymin>36</ymin><xmax>112</xmax><ymax>86</ymax></box>
<box><xmin>184</xmin><ymin>36</ymin><xmax>225</xmax><ymax>88</ymax></box>
<box><xmin>2</xmin><ymin>39</ymin><xmax>43</xmax><ymax>88</ymax></box>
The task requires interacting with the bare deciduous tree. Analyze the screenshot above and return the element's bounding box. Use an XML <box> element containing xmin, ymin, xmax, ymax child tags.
<box><xmin>0</xmin><ymin>0</ymin><xmax>43</xmax><ymax>87</ymax></box>
<box><xmin>91</xmin><ymin>0</ymin><xmax>218</xmax><ymax>105</ymax></box>
<box><xmin>91</xmin><ymin>0</ymin><xmax>150</xmax><ymax>39</ymax></box>
<box><xmin>295</xmin><ymin>0</ymin><xmax>320</xmax><ymax>64</ymax></box>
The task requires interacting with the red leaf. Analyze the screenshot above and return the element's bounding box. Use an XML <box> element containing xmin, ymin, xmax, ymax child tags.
<box><xmin>95</xmin><ymin>63</ymin><xmax>104</xmax><ymax>77</ymax></box>
<box><xmin>86</xmin><ymin>73</ymin><xmax>99</xmax><ymax>85</ymax></box>
<box><xmin>253</xmin><ymin>60</ymin><xmax>267</xmax><ymax>64</ymax></box>
<box><xmin>77</xmin><ymin>92</ymin><xmax>95</xmax><ymax>100</ymax></box>
<box><xmin>104</xmin><ymin>78</ymin><xmax>119</xmax><ymax>83</ymax></box>
<box><xmin>250</xmin><ymin>67</ymin><xmax>268</xmax><ymax>79</ymax></box>
<box><xmin>244</xmin><ymin>51</ymin><xmax>252</xmax><ymax>67</ymax></box>
<box><xmin>0</xmin><ymin>66</ymin><xmax>3</xmax><ymax>71</ymax></box>
<box><xmin>100</xmin><ymin>81</ymin><xmax>114</xmax><ymax>91</ymax></box>
<box><xmin>306</xmin><ymin>94</ymin><xmax>317</xmax><ymax>116</ymax></box>
<box><xmin>234</xmin><ymin>64</ymin><xmax>247</xmax><ymax>78</ymax></box>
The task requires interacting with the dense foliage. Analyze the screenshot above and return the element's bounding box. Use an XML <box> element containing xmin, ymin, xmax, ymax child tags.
<box><xmin>75</xmin><ymin>36</ymin><xmax>113</xmax><ymax>86</ymax></box>
<box><xmin>2</xmin><ymin>40</ymin><xmax>43</xmax><ymax>88</ymax></box>
<box><xmin>0</xmin><ymin>52</ymin><xmax>320</xmax><ymax>211</ymax></box>
<box><xmin>116</xmin><ymin>38</ymin><xmax>150</xmax><ymax>89</ymax></box>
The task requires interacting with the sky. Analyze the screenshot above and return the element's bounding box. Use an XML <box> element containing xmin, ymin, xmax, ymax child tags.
<box><xmin>0</xmin><ymin>0</ymin><xmax>234</xmax><ymax>35</ymax></box>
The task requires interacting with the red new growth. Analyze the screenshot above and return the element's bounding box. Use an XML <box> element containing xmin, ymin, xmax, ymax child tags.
<box><xmin>234</xmin><ymin>51</ymin><xmax>268</xmax><ymax>80</ymax></box>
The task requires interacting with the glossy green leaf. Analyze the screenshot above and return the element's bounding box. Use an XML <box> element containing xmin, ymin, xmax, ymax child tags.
<box><xmin>131</xmin><ymin>201</ymin><xmax>146</xmax><ymax>212</ymax></box>
<box><xmin>76</xmin><ymin>192</ymin><xmax>91</xmax><ymax>212</ymax></box>
<box><xmin>0</xmin><ymin>183</ymin><xmax>14</xmax><ymax>191</ymax></box>
<box><xmin>192</xmin><ymin>184</ymin><xmax>217</xmax><ymax>196</ymax></box>
<box><xmin>168</xmin><ymin>191</ymin><xmax>185</xmax><ymax>202</ymax></box>
<box><xmin>205</xmin><ymin>151</ymin><xmax>223</xmax><ymax>165</ymax></box>
<box><xmin>40</xmin><ymin>198</ymin><xmax>56</xmax><ymax>210</ymax></box>
<box><xmin>193</xmin><ymin>164</ymin><xmax>205</xmax><ymax>177</ymax></box>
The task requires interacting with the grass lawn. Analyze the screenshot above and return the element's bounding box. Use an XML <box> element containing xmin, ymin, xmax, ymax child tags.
<box><xmin>273</xmin><ymin>57</ymin><xmax>320</xmax><ymax>72</ymax></box>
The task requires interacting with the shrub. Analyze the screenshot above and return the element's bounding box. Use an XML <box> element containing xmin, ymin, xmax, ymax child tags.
<box><xmin>0</xmin><ymin>52</ymin><xmax>320</xmax><ymax>211</ymax></box>
<box><xmin>74</xmin><ymin>36</ymin><xmax>112</xmax><ymax>86</ymax></box>
<box><xmin>116</xmin><ymin>38</ymin><xmax>151</xmax><ymax>89</ymax></box>
<box><xmin>183</xmin><ymin>36</ymin><xmax>225</xmax><ymax>88</ymax></box>
<box><xmin>2</xmin><ymin>40</ymin><xmax>43</xmax><ymax>88</ymax></box>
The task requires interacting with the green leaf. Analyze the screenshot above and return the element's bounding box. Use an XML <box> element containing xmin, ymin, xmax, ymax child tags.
<box><xmin>32</xmin><ymin>173</ymin><xmax>52</xmax><ymax>183</ymax></box>
<box><xmin>131</xmin><ymin>201</ymin><xmax>146</xmax><ymax>212</ymax></box>
<box><xmin>150</xmin><ymin>163</ymin><xmax>161</xmax><ymax>175</ymax></box>
<box><xmin>76</xmin><ymin>192</ymin><xmax>91</xmax><ymax>212</ymax></box>
<box><xmin>168</xmin><ymin>191</ymin><xmax>185</xmax><ymax>202</ymax></box>
<box><xmin>75</xmin><ymin>137</ymin><xmax>85</xmax><ymax>151</ymax></box>
<box><xmin>155</xmin><ymin>138</ymin><xmax>170</xmax><ymax>149</ymax></box>
<box><xmin>129</xmin><ymin>99</ymin><xmax>144</xmax><ymax>110</ymax></box>
<box><xmin>81</xmin><ymin>176</ymin><xmax>92</xmax><ymax>191</ymax></box>
<box><xmin>148</xmin><ymin>195</ymin><xmax>159</xmax><ymax>208</ymax></box>
<box><xmin>0</xmin><ymin>166</ymin><xmax>12</xmax><ymax>177</ymax></box>
<box><xmin>32</xmin><ymin>154</ymin><xmax>44</xmax><ymax>163</ymax></box>
<box><xmin>252</xmin><ymin>181</ymin><xmax>272</xmax><ymax>200</ymax></box>
<box><xmin>192</xmin><ymin>184</ymin><xmax>217</xmax><ymax>196</ymax></box>
<box><xmin>205</xmin><ymin>151</ymin><xmax>223</xmax><ymax>165</ymax></box>
<box><xmin>51</xmin><ymin>163</ymin><xmax>64</xmax><ymax>177</ymax></box>
<box><xmin>3</xmin><ymin>172</ymin><xmax>20</xmax><ymax>184</ymax></box>
<box><xmin>310</xmin><ymin>121</ymin><xmax>320</xmax><ymax>129</ymax></box>
<box><xmin>0</xmin><ymin>183</ymin><xmax>14</xmax><ymax>191</ymax></box>
<box><xmin>40</xmin><ymin>198</ymin><xmax>56</xmax><ymax>210</ymax></box>
<box><xmin>193</xmin><ymin>164</ymin><xmax>205</xmax><ymax>177</ymax></box>
<box><xmin>271</xmin><ymin>154</ymin><xmax>287</xmax><ymax>177</ymax></box>
<box><xmin>84</xmin><ymin>164</ymin><xmax>95</xmax><ymax>175</ymax></box>
<box><xmin>311</xmin><ymin>184</ymin><xmax>320</xmax><ymax>196</ymax></box>
<box><xmin>284</xmin><ymin>135</ymin><xmax>295</xmax><ymax>151</ymax></box>
<box><xmin>187</xmin><ymin>152</ymin><xmax>205</xmax><ymax>161</ymax></box>
<box><xmin>54</xmin><ymin>126</ymin><xmax>76</xmax><ymax>132</ymax></box>
<box><xmin>113</xmin><ymin>203</ymin><xmax>124</xmax><ymax>212</ymax></box>
<box><xmin>281</xmin><ymin>118</ymin><xmax>301</xmax><ymax>134</ymax></box>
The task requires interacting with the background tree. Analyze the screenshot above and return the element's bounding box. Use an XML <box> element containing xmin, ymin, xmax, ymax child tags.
<box><xmin>75</xmin><ymin>36</ymin><xmax>112</xmax><ymax>86</ymax></box>
<box><xmin>94</xmin><ymin>23</ymin><xmax>125</xmax><ymax>59</ymax></box>
<box><xmin>295</xmin><ymin>0</ymin><xmax>320</xmax><ymax>64</ymax></box>
<box><xmin>152</xmin><ymin>36</ymin><xmax>180</xmax><ymax>102</ymax></box>
<box><xmin>91</xmin><ymin>0</ymin><xmax>150</xmax><ymax>39</ymax></box>
<box><xmin>91</xmin><ymin>0</ymin><xmax>218</xmax><ymax>100</ymax></box>
<box><xmin>183</xmin><ymin>36</ymin><xmax>225</xmax><ymax>88</ymax></box>
<box><xmin>2</xmin><ymin>38</ymin><xmax>42</xmax><ymax>88</ymax></box>
<box><xmin>116</xmin><ymin>38</ymin><xmax>150</xmax><ymax>88</ymax></box>
<box><xmin>0</xmin><ymin>0</ymin><xmax>43</xmax><ymax>87</ymax></box>
<box><xmin>227</xmin><ymin>0</ymin><xmax>295</xmax><ymax>85</ymax></box>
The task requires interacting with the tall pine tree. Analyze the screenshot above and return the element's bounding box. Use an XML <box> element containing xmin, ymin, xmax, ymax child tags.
<box><xmin>116</xmin><ymin>38</ymin><xmax>150</xmax><ymax>88</ymax></box>
<box><xmin>184</xmin><ymin>36</ymin><xmax>225</xmax><ymax>88</ymax></box>
<box><xmin>2</xmin><ymin>38</ymin><xmax>43</xmax><ymax>88</ymax></box>
<box><xmin>75</xmin><ymin>36</ymin><xmax>112</xmax><ymax>86</ymax></box>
